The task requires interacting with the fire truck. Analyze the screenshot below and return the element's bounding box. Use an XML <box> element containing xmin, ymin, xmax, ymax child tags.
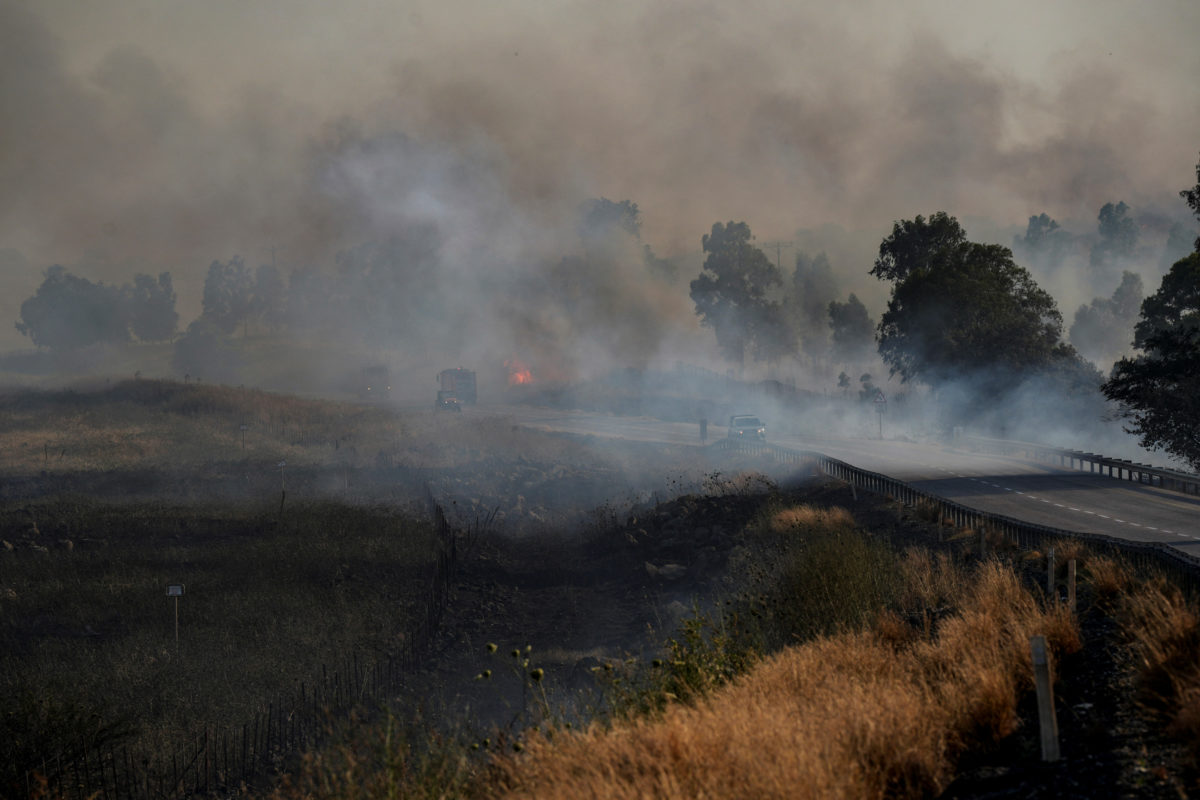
<box><xmin>437</xmin><ymin>368</ymin><xmax>476</xmax><ymax>409</ymax></box>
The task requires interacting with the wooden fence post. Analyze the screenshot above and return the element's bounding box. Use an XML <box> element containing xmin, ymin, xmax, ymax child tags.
<box><xmin>1047</xmin><ymin>548</ymin><xmax>1056</xmax><ymax>600</ymax></box>
<box><xmin>1068</xmin><ymin>559</ymin><xmax>1077</xmax><ymax>613</ymax></box>
<box><xmin>1030</xmin><ymin>635</ymin><xmax>1061</xmax><ymax>761</ymax></box>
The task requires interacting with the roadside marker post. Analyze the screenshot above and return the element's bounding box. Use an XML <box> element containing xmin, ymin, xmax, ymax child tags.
<box><xmin>1030</xmin><ymin>635</ymin><xmax>1061</xmax><ymax>761</ymax></box>
<box><xmin>166</xmin><ymin>584</ymin><xmax>185</xmax><ymax>647</ymax></box>
<box><xmin>873</xmin><ymin>390</ymin><xmax>886</xmax><ymax>439</ymax></box>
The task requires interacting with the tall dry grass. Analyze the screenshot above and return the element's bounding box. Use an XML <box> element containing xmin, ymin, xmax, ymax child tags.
<box><xmin>485</xmin><ymin>560</ymin><xmax>1080</xmax><ymax>800</ymax></box>
<box><xmin>1120</xmin><ymin>579</ymin><xmax>1200</xmax><ymax>773</ymax></box>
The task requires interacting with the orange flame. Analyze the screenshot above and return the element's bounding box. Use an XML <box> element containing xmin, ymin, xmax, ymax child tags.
<box><xmin>505</xmin><ymin>358</ymin><xmax>533</xmax><ymax>386</ymax></box>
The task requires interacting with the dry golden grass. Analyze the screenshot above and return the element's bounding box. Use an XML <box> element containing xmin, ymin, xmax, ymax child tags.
<box><xmin>767</xmin><ymin>505</ymin><xmax>856</xmax><ymax>534</ymax></box>
<box><xmin>894</xmin><ymin>549</ymin><xmax>963</xmax><ymax>611</ymax></box>
<box><xmin>486</xmin><ymin>560</ymin><xmax>1081</xmax><ymax>800</ymax></box>
<box><xmin>1120</xmin><ymin>579</ymin><xmax>1200</xmax><ymax>765</ymax></box>
<box><xmin>1086</xmin><ymin>555</ymin><xmax>1134</xmax><ymax>608</ymax></box>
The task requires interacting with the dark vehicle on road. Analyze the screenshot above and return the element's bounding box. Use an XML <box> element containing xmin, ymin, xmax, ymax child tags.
<box><xmin>727</xmin><ymin>414</ymin><xmax>766</xmax><ymax>441</ymax></box>
<box><xmin>438</xmin><ymin>368</ymin><xmax>476</xmax><ymax>405</ymax></box>
<box><xmin>436</xmin><ymin>390</ymin><xmax>462</xmax><ymax>412</ymax></box>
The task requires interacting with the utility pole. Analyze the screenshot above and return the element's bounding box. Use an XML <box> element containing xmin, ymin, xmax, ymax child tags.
<box><xmin>762</xmin><ymin>241</ymin><xmax>794</xmax><ymax>274</ymax></box>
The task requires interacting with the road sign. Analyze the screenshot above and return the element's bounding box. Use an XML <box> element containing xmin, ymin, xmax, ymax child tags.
<box><xmin>166</xmin><ymin>584</ymin><xmax>185</xmax><ymax>596</ymax></box>
<box><xmin>874</xmin><ymin>390</ymin><xmax>887</xmax><ymax>405</ymax></box>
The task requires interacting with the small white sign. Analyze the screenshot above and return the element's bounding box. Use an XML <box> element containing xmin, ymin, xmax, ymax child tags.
<box><xmin>166</xmin><ymin>584</ymin><xmax>185</xmax><ymax>596</ymax></box>
<box><xmin>874</xmin><ymin>390</ymin><xmax>887</xmax><ymax>405</ymax></box>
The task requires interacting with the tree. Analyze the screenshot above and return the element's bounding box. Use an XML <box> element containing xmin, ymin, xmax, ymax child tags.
<box><xmin>577</xmin><ymin>198</ymin><xmax>641</xmax><ymax>245</ymax></box>
<box><xmin>858</xmin><ymin>373</ymin><xmax>878</xmax><ymax>403</ymax></box>
<box><xmin>689</xmin><ymin>221</ymin><xmax>787</xmax><ymax>367</ymax></box>
<box><xmin>16</xmin><ymin>266</ymin><xmax>130</xmax><ymax>349</ymax></box>
<box><xmin>128</xmin><ymin>272</ymin><xmax>178</xmax><ymax>342</ymax></box>
<box><xmin>828</xmin><ymin>293</ymin><xmax>875</xmax><ymax>365</ymax></box>
<box><xmin>788</xmin><ymin>250</ymin><xmax>838</xmax><ymax>361</ymax></box>
<box><xmin>871</xmin><ymin>212</ymin><xmax>967</xmax><ymax>283</ymax></box>
<box><xmin>1090</xmin><ymin>201</ymin><xmax>1138</xmax><ymax>274</ymax></box>
<box><xmin>873</xmin><ymin>214</ymin><xmax>1075</xmax><ymax>385</ymax></box>
<box><xmin>1068</xmin><ymin>271</ymin><xmax>1143</xmax><ymax>367</ymax></box>
<box><xmin>252</xmin><ymin>264</ymin><xmax>287</xmax><ymax>333</ymax></box>
<box><xmin>1103</xmin><ymin>252</ymin><xmax>1200</xmax><ymax>469</ymax></box>
<box><xmin>1181</xmin><ymin>152</ymin><xmax>1200</xmax><ymax>252</ymax></box>
<box><xmin>1012</xmin><ymin>213</ymin><xmax>1073</xmax><ymax>273</ymax></box>
<box><xmin>201</xmin><ymin>257</ymin><xmax>255</xmax><ymax>335</ymax></box>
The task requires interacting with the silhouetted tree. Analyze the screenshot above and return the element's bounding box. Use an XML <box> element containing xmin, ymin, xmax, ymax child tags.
<box><xmin>1090</xmin><ymin>201</ymin><xmax>1138</xmax><ymax>274</ymax></box>
<box><xmin>690</xmin><ymin>221</ymin><xmax>786</xmax><ymax>367</ymax></box>
<box><xmin>128</xmin><ymin>272</ymin><xmax>178</xmax><ymax>342</ymax></box>
<box><xmin>1069</xmin><ymin>271</ymin><xmax>1143</xmax><ymax>367</ymax></box>
<box><xmin>858</xmin><ymin>372</ymin><xmax>878</xmax><ymax>402</ymax></box>
<box><xmin>201</xmin><ymin>257</ymin><xmax>255</xmax><ymax>335</ymax></box>
<box><xmin>828</xmin><ymin>293</ymin><xmax>874</xmax><ymax>364</ymax></box>
<box><xmin>1181</xmin><ymin>152</ymin><xmax>1200</xmax><ymax>252</ymax></box>
<box><xmin>1013</xmin><ymin>212</ymin><xmax>1074</xmax><ymax>273</ymax></box>
<box><xmin>1103</xmin><ymin>252</ymin><xmax>1200</xmax><ymax>469</ymax></box>
<box><xmin>870</xmin><ymin>212</ymin><xmax>967</xmax><ymax>283</ymax></box>
<box><xmin>874</xmin><ymin>214</ymin><xmax>1076</xmax><ymax>385</ymax></box>
<box><xmin>578</xmin><ymin>198</ymin><xmax>641</xmax><ymax>245</ymax></box>
<box><xmin>788</xmin><ymin>250</ymin><xmax>838</xmax><ymax>361</ymax></box>
<box><xmin>16</xmin><ymin>266</ymin><xmax>130</xmax><ymax>349</ymax></box>
<box><xmin>253</xmin><ymin>264</ymin><xmax>286</xmax><ymax>333</ymax></box>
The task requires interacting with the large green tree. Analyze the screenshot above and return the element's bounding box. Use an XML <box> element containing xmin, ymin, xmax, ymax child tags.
<box><xmin>873</xmin><ymin>214</ymin><xmax>1076</xmax><ymax>385</ymax></box>
<box><xmin>690</xmin><ymin>221</ymin><xmax>789</xmax><ymax>366</ymax></box>
<box><xmin>1103</xmin><ymin>253</ymin><xmax>1200</xmax><ymax>469</ymax></box>
<box><xmin>870</xmin><ymin>211</ymin><xmax>967</xmax><ymax>283</ymax></box>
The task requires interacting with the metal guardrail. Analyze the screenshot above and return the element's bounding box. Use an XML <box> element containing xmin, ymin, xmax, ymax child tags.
<box><xmin>960</xmin><ymin>435</ymin><xmax>1200</xmax><ymax>496</ymax></box>
<box><xmin>715</xmin><ymin>437</ymin><xmax>1200</xmax><ymax>596</ymax></box>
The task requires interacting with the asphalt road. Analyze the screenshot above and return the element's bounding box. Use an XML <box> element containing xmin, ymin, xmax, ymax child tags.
<box><xmin>479</xmin><ymin>404</ymin><xmax>1200</xmax><ymax>555</ymax></box>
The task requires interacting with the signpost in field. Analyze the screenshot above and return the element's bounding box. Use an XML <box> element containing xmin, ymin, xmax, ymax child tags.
<box><xmin>167</xmin><ymin>584</ymin><xmax>185</xmax><ymax>646</ymax></box>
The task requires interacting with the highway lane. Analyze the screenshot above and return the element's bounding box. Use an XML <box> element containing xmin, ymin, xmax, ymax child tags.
<box><xmin>478</xmin><ymin>404</ymin><xmax>1200</xmax><ymax>554</ymax></box>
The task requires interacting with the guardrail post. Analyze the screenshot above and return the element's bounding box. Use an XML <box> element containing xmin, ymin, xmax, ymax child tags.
<box><xmin>1047</xmin><ymin>548</ymin><xmax>1056</xmax><ymax>601</ymax></box>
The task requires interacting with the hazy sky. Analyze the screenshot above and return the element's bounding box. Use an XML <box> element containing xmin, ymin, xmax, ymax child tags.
<box><xmin>2</xmin><ymin>0</ymin><xmax>1198</xmax><ymax>353</ymax></box>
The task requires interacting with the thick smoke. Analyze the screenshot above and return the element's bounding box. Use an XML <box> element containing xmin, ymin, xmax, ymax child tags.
<box><xmin>2</xmin><ymin>1</ymin><xmax>1198</xmax><ymax>428</ymax></box>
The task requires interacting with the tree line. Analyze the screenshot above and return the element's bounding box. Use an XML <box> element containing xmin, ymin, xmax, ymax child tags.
<box><xmin>12</xmin><ymin>155</ymin><xmax>1200</xmax><ymax>468</ymax></box>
